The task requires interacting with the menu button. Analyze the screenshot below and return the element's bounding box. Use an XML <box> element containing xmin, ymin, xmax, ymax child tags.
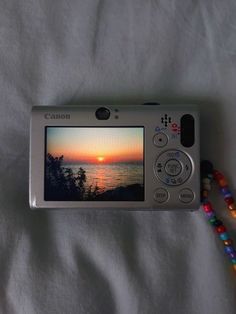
<box><xmin>179</xmin><ymin>189</ymin><xmax>194</xmax><ymax>203</ymax></box>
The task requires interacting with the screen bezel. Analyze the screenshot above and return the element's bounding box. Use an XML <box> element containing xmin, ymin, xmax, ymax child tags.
<box><xmin>44</xmin><ymin>126</ymin><xmax>145</xmax><ymax>202</ymax></box>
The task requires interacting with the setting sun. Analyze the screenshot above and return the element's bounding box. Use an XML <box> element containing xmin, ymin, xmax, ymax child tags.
<box><xmin>47</xmin><ymin>127</ymin><xmax>143</xmax><ymax>164</ymax></box>
<box><xmin>97</xmin><ymin>156</ymin><xmax>105</xmax><ymax>162</ymax></box>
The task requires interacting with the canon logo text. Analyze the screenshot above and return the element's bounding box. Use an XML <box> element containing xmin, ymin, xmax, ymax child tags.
<box><xmin>44</xmin><ymin>113</ymin><xmax>70</xmax><ymax>120</ymax></box>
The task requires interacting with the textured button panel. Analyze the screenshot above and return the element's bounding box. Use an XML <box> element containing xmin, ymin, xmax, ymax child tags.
<box><xmin>154</xmin><ymin>150</ymin><xmax>192</xmax><ymax>186</ymax></box>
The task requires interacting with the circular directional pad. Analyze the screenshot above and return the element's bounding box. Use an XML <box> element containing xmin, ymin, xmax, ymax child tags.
<box><xmin>154</xmin><ymin>150</ymin><xmax>192</xmax><ymax>186</ymax></box>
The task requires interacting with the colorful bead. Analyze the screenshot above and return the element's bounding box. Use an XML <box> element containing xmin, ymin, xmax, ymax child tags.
<box><xmin>212</xmin><ymin>219</ymin><xmax>223</xmax><ymax>227</ymax></box>
<box><xmin>224</xmin><ymin>239</ymin><xmax>233</xmax><ymax>246</ymax></box>
<box><xmin>221</xmin><ymin>186</ymin><xmax>230</xmax><ymax>195</ymax></box>
<box><xmin>203</xmin><ymin>178</ymin><xmax>211</xmax><ymax>184</ymax></box>
<box><xmin>228</xmin><ymin>203</ymin><xmax>236</xmax><ymax>211</ymax></box>
<box><xmin>224</xmin><ymin>192</ymin><xmax>232</xmax><ymax>198</ymax></box>
<box><xmin>216</xmin><ymin>225</ymin><xmax>226</xmax><ymax>233</ymax></box>
<box><xmin>209</xmin><ymin>217</ymin><xmax>217</xmax><ymax>224</ymax></box>
<box><xmin>219</xmin><ymin>232</ymin><xmax>229</xmax><ymax>240</ymax></box>
<box><xmin>223</xmin><ymin>193</ymin><xmax>232</xmax><ymax>199</ymax></box>
<box><xmin>224</xmin><ymin>246</ymin><xmax>234</xmax><ymax>254</ymax></box>
<box><xmin>213</xmin><ymin>170</ymin><xmax>223</xmax><ymax>180</ymax></box>
<box><xmin>230</xmin><ymin>210</ymin><xmax>236</xmax><ymax>218</ymax></box>
<box><xmin>229</xmin><ymin>252</ymin><xmax>236</xmax><ymax>259</ymax></box>
<box><xmin>202</xmin><ymin>190</ymin><xmax>208</xmax><ymax>198</ymax></box>
<box><xmin>204</xmin><ymin>184</ymin><xmax>211</xmax><ymax>191</ymax></box>
<box><xmin>201</xmin><ymin>161</ymin><xmax>214</xmax><ymax>176</ymax></box>
<box><xmin>206</xmin><ymin>211</ymin><xmax>215</xmax><ymax>219</ymax></box>
<box><xmin>203</xmin><ymin>202</ymin><xmax>213</xmax><ymax>213</ymax></box>
<box><xmin>201</xmin><ymin>163</ymin><xmax>236</xmax><ymax>272</ymax></box>
<box><xmin>202</xmin><ymin>198</ymin><xmax>209</xmax><ymax>204</ymax></box>
<box><xmin>225</xmin><ymin>197</ymin><xmax>234</xmax><ymax>205</ymax></box>
<box><xmin>218</xmin><ymin>178</ymin><xmax>228</xmax><ymax>187</ymax></box>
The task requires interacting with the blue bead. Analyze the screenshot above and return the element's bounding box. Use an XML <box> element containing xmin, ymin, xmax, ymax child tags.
<box><xmin>224</xmin><ymin>246</ymin><xmax>234</xmax><ymax>254</ymax></box>
<box><xmin>221</xmin><ymin>187</ymin><xmax>230</xmax><ymax>195</ymax></box>
<box><xmin>219</xmin><ymin>232</ymin><xmax>229</xmax><ymax>240</ymax></box>
<box><xmin>224</xmin><ymin>192</ymin><xmax>232</xmax><ymax>198</ymax></box>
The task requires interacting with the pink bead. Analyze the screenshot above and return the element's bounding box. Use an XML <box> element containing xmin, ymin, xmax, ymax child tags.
<box><xmin>203</xmin><ymin>202</ymin><xmax>213</xmax><ymax>213</ymax></box>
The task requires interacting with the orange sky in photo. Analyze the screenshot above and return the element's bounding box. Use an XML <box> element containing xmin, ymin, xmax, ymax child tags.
<box><xmin>47</xmin><ymin>127</ymin><xmax>143</xmax><ymax>164</ymax></box>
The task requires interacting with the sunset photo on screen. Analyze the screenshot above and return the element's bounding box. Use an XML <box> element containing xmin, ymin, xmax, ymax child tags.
<box><xmin>45</xmin><ymin>127</ymin><xmax>144</xmax><ymax>201</ymax></box>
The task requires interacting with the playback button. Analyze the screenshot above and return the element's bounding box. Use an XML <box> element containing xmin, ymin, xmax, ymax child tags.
<box><xmin>154</xmin><ymin>188</ymin><xmax>169</xmax><ymax>203</ymax></box>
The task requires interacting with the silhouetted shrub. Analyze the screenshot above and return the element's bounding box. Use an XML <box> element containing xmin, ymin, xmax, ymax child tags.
<box><xmin>45</xmin><ymin>154</ymin><xmax>100</xmax><ymax>201</ymax></box>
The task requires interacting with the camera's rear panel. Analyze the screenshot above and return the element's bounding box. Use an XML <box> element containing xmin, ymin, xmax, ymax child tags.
<box><xmin>30</xmin><ymin>104</ymin><xmax>200</xmax><ymax>210</ymax></box>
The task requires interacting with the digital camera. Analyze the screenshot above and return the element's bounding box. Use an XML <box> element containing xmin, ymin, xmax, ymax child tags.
<box><xmin>29</xmin><ymin>103</ymin><xmax>200</xmax><ymax>210</ymax></box>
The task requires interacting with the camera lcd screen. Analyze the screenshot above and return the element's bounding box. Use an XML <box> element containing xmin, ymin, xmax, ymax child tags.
<box><xmin>45</xmin><ymin>127</ymin><xmax>144</xmax><ymax>201</ymax></box>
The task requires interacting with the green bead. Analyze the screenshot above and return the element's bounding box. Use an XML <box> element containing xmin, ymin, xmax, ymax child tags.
<box><xmin>209</xmin><ymin>217</ymin><xmax>217</xmax><ymax>224</ymax></box>
<box><xmin>231</xmin><ymin>258</ymin><xmax>236</xmax><ymax>264</ymax></box>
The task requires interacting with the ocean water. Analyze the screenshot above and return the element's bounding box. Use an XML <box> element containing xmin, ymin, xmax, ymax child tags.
<box><xmin>65</xmin><ymin>163</ymin><xmax>144</xmax><ymax>192</ymax></box>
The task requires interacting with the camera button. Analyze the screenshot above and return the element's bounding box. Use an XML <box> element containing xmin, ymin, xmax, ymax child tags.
<box><xmin>179</xmin><ymin>189</ymin><xmax>194</xmax><ymax>203</ymax></box>
<box><xmin>154</xmin><ymin>188</ymin><xmax>169</xmax><ymax>203</ymax></box>
<box><xmin>164</xmin><ymin>159</ymin><xmax>182</xmax><ymax>176</ymax></box>
<box><xmin>153</xmin><ymin>132</ymin><xmax>168</xmax><ymax>147</ymax></box>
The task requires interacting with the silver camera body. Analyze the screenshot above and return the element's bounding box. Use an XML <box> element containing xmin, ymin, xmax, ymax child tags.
<box><xmin>29</xmin><ymin>104</ymin><xmax>200</xmax><ymax>210</ymax></box>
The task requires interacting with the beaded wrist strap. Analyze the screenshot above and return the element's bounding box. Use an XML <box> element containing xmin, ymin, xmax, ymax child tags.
<box><xmin>201</xmin><ymin>160</ymin><xmax>236</xmax><ymax>271</ymax></box>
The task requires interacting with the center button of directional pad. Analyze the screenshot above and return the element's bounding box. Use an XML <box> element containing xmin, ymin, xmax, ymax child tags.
<box><xmin>164</xmin><ymin>159</ymin><xmax>182</xmax><ymax>176</ymax></box>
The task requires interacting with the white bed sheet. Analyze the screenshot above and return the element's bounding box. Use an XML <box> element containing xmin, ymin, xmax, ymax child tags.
<box><xmin>1</xmin><ymin>1</ymin><xmax>236</xmax><ymax>313</ymax></box>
